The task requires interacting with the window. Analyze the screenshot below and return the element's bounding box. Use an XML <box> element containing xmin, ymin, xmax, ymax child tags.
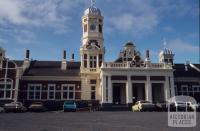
<box><xmin>90</xmin><ymin>24</ymin><xmax>96</xmax><ymax>31</ymax></box>
<box><xmin>0</xmin><ymin>80</ymin><xmax>13</xmax><ymax>99</ymax></box>
<box><xmin>28</xmin><ymin>84</ymin><xmax>42</xmax><ymax>100</ymax></box>
<box><xmin>91</xmin><ymin>86</ymin><xmax>96</xmax><ymax>100</ymax></box>
<box><xmin>69</xmin><ymin>86</ymin><xmax>74</xmax><ymax>99</ymax></box>
<box><xmin>41</xmin><ymin>86</ymin><xmax>47</xmax><ymax>99</ymax></box>
<box><xmin>55</xmin><ymin>86</ymin><xmax>61</xmax><ymax>99</ymax></box>
<box><xmin>62</xmin><ymin>86</ymin><xmax>68</xmax><ymax>99</ymax></box>
<box><xmin>99</xmin><ymin>24</ymin><xmax>102</xmax><ymax>33</ymax></box>
<box><xmin>35</xmin><ymin>86</ymin><xmax>41</xmax><ymax>99</ymax></box>
<box><xmin>61</xmin><ymin>84</ymin><xmax>75</xmax><ymax>100</ymax></box>
<box><xmin>99</xmin><ymin>54</ymin><xmax>102</xmax><ymax>67</ymax></box>
<box><xmin>84</xmin><ymin>24</ymin><xmax>87</xmax><ymax>32</ymax></box>
<box><xmin>48</xmin><ymin>84</ymin><xmax>55</xmax><ymax>99</ymax></box>
<box><xmin>192</xmin><ymin>85</ymin><xmax>200</xmax><ymax>92</ymax></box>
<box><xmin>84</xmin><ymin>54</ymin><xmax>87</xmax><ymax>68</ymax></box>
<box><xmin>90</xmin><ymin>56</ymin><xmax>97</xmax><ymax>68</ymax></box>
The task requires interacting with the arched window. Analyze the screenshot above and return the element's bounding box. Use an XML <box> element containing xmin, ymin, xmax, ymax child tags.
<box><xmin>0</xmin><ymin>78</ymin><xmax>13</xmax><ymax>99</ymax></box>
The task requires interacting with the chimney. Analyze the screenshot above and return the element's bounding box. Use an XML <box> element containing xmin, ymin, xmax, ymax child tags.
<box><xmin>61</xmin><ymin>50</ymin><xmax>67</xmax><ymax>70</ymax></box>
<box><xmin>25</xmin><ymin>50</ymin><xmax>30</xmax><ymax>60</ymax></box>
<box><xmin>146</xmin><ymin>50</ymin><xmax>149</xmax><ymax>60</ymax></box>
<box><xmin>23</xmin><ymin>49</ymin><xmax>30</xmax><ymax>70</ymax></box>
<box><xmin>145</xmin><ymin>50</ymin><xmax>150</xmax><ymax>67</ymax></box>
<box><xmin>63</xmin><ymin>50</ymin><xmax>66</xmax><ymax>60</ymax></box>
<box><xmin>71</xmin><ymin>53</ymin><xmax>74</xmax><ymax>62</ymax></box>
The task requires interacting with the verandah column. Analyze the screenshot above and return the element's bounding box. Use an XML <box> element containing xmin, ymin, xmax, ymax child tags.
<box><xmin>101</xmin><ymin>75</ymin><xmax>107</xmax><ymax>104</ymax></box>
<box><xmin>107</xmin><ymin>75</ymin><xmax>112</xmax><ymax>103</ymax></box>
<box><xmin>145</xmin><ymin>75</ymin><xmax>152</xmax><ymax>102</ymax></box>
<box><xmin>164</xmin><ymin>76</ymin><xmax>170</xmax><ymax>101</ymax></box>
<box><xmin>126</xmin><ymin>75</ymin><xmax>132</xmax><ymax>104</ymax></box>
<box><xmin>170</xmin><ymin>76</ymin><xmax>175</xmax><ymax>97</ymax></box>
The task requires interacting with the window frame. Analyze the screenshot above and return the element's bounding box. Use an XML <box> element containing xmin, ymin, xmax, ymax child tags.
<box><xmin>61</xmin><ymin>84</ymin><xmax>75</xmax><ymax>100</ymax></box>
<box><xmin>27</xmin><ymin>84</ymin><xmax>42</xmax><ymax>100</ymax></box>
<box><xmin>48</xmin><ymin>84</ymin><xmax>56</xmax><ymax>100</ymax></box>
<box><xmin>0</xmin><ymin>78</ymin><xmax>13</xmax><ymax>100</ymax></box>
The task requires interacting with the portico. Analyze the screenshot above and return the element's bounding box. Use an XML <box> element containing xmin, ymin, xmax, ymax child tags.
<box><xmin>100</xmin><ymin>62</ymin><xmax>174</xmax><ymax>106</ymax></box>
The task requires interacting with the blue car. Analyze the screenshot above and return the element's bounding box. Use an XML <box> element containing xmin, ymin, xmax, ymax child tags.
<box><xmin>63</xmin><ymin>100</ymin><xmax>77</xmax><ymax>112</ymax></box>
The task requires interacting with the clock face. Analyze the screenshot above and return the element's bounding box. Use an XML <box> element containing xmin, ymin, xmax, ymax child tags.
<box><xmin>90</xmin><ymin>24</ymin><xmax>96</xmax><ymax>31</ymax></box>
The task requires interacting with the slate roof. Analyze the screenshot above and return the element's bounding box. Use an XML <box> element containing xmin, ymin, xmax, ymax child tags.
<box><xmin>23</xmin><ymin>60</ymin><xmax>80</xmax><ymax>76</ymax></box>
<box><xmin>173</xmin><ymin>64</ymin><xmax>200</xmax><ymax>78</ymax></box>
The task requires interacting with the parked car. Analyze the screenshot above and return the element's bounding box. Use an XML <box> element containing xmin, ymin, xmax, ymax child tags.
<box><xmin>169</xmin><ymin>101</ymin><xmax>196</xmax><ymax>112</ymax></box>
<box><xmin>4</xmin><ymin>102</ymin><xmax>27</xmax><ymax>112</ymax></box>
<box><xmin>29</xmin><ymin>102</ymin><xmax>46</xmax><ymax>112</ymax></box>
<box><xmin>186</xmin><ymin>102</ymin><xmax>200</xmax><ymax>111</ymax></box>
<box><xmin>63</xmin><ymin>100</ymin><xmax>77</xmax><ymax>112</ymax></box>
<box><xmin>194</xmin><ymin>103</ymin><xmax>200</xmax><ymax>112</ymax></box>
<box><xmin>169</xmin><ymin>101</ymin><xmax>185</xmax><ymax>111</ymax></box>
<box><xmin>155</xmin><ymin>101</ymin><xmax>168</xmax><ymax>111</ymax></box>
<box><xmin>132</xmin><ymin>100</ymin><xmax>155</xmax><ymax>112</ymax></box>
<box><xmin>0</xmin><ymin>106</ymin><xmax>5</xmax><ymax>113</ymax></box>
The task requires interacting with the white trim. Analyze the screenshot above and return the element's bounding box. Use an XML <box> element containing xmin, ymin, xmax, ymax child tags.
<box><xmin>21</xmin><ymin>76</ymin><xmax>81</xmax><ymax>81</ymax></box>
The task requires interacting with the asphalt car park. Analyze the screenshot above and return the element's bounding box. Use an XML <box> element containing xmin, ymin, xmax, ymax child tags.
<box><xmin>0</xmin><ymin>111</ymin><xmax>199</xmax><ymax>131</ymax></box>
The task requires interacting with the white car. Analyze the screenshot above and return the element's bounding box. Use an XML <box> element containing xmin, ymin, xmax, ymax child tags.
<box><xmin>29</xmin><ymin>102</ymin><xmax>46</xmax><ymax>112</ymax></box>
<box><xmin>4</xmin><ymin>102</ymin><xmax>27</xmax><ymax>112</ymax></box>
<box><xmin>132</xmin><ymin>100</ymin><xmax>155</xmax><ymax>112</ymax></box>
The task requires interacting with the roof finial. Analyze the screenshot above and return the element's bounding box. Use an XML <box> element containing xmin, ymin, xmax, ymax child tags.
<box><xmin>163</xmin><ymin>38</ymin><xmax>167</xmax><ymax>49</ymax></box>
<box><xmin>91</xmin><ymin>0</ymin><xmax>95</xmax><ymax>6</ymax></box>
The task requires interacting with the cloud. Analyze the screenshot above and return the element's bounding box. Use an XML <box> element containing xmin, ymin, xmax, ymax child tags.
<box><xmin>0</xmin><ymin>38</ymin><xmax>6</xmax><ymax>45</ymax></box>
<box><xmin>162</xmin><ymin>26</ymin><xmax>174</xmax><ymax>32</ymax></box>
<box><xmin>0</xmin><ymin>0</ymin><xmax>86</xmax><ymax>34</ymax></box>
<box><xmin>108</xmin><ymin>13</ymin><xmax>158</xmax><ymax>35</ymax></box>
<box><xmin>0</xmin><ymin>0</ymin><xmax>29</xmax><ymax>24</ymax></box>
<box><xmin>186</xmin><ymin>33</ymin><xmax>199</xmax><ymax>40</ymax></box>
<box><xmin>105</xmin><ymin>0</ymin><xmax>158</xmax><ymax>36</ymax></box>
<box><xmin>104</xmin><ymin>0</ymin><xmax>197</xmax><ymax>36</ymax></box>
<box><xmin>6</xmin><ymin>29</ymin><xmax>38</xmax><ymax>45</ymax></box>
<box><xmin>167</xmin><ymin>38</ymin><xmax>199</xmax><ymax>53</ymax></box>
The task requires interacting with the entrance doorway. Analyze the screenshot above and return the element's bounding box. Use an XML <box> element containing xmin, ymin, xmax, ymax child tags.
<box><xmin>132</xmin><ymin>83</ymin><xmax>145</xmax><ymax>104</ymax></box>
<box><xmin>152</xmin><ymin>83</ymin><xmax>165</xmax><ymax>103</ymax></box>
<box><xmin>112</xmin><ymin>83</ymin><xmax>126</xmax><ymax>105</ymax></box>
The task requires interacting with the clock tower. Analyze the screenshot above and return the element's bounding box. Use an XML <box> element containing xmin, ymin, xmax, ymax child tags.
<box><xmin>80</xmin><ymin>1</ymin><xmax>105</xmax><ymax>100</ymax></box>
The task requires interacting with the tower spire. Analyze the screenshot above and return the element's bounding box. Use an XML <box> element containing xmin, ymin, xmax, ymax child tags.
<box><xmin>91</xmin><ymin>0</ymin><xmax>95</xmax><ymax>6</ymax></box>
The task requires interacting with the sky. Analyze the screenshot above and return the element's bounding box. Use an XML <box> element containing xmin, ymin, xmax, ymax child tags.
<box><xmin>0</xmin><ymin>0</ymin><xmax>199</xmax><ymax>63</ymax></box>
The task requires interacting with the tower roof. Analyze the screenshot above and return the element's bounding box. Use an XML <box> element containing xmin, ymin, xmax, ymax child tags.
<box><xmin>160</xmin><ymin>48</ymin><xmax>173</xmax><ymax>55</ymax></box>
<box><xmin>84</xmin><ymin>0</ymin><xmax>101</xmax><ymax>16</ymax></box>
